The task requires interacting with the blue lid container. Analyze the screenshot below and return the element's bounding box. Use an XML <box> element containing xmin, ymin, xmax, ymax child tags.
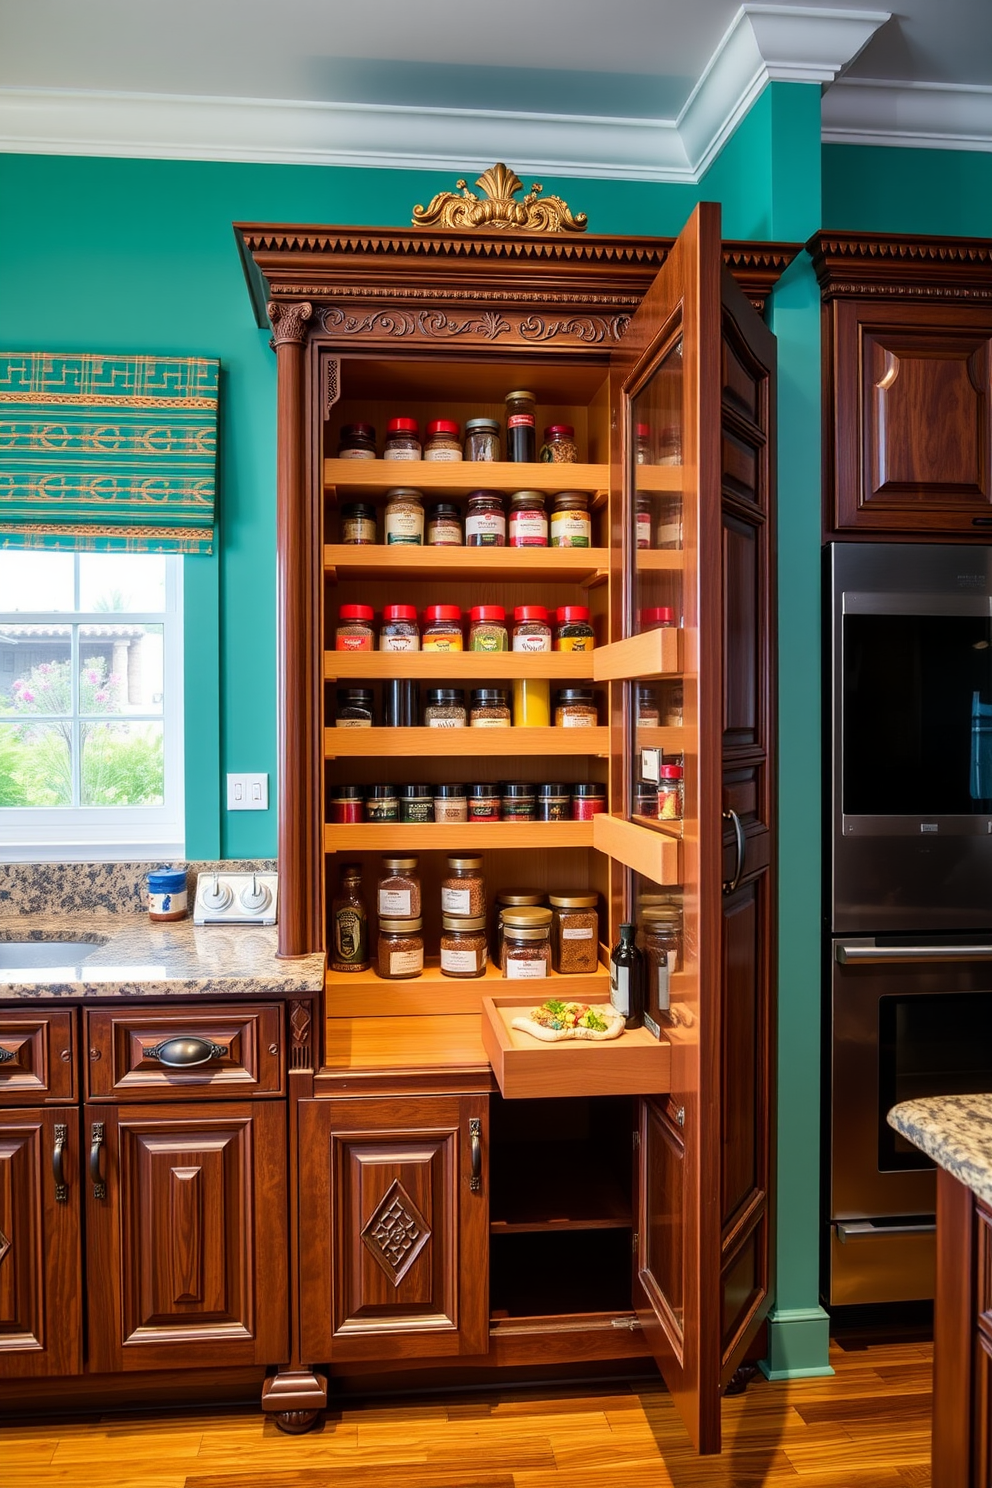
<box><xmin>147</xmin><ymin>869</ymin><xmax>186</xmax><ymax>893</ymax></box>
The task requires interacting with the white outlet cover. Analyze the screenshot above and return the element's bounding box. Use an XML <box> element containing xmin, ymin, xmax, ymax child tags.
<box><xmin>227</xmin><ymin>772</ymin><xmax>269</xmax><ymax>810</ymax></box>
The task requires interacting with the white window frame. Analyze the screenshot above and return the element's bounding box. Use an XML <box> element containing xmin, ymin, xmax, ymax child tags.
<box><xmin>0</xmin><ymin>556</ymin><xmax>185</xmax><ymax>861</ymax></box>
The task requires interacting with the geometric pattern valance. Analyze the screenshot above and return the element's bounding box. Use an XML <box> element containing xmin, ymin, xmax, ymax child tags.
<box><xmin>0</xmin><ymin>353</ymin><xmax>219</xmax><ymax>555</ymax></box>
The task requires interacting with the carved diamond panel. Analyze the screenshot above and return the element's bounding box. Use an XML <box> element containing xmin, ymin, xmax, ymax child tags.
<box><xmin>0</xmin><ymin>1226</ymin><xmax>9</xmax><ymax>1266</ymax></box>
<box><xmin>361</xmin><ymin>1179</ymin><xmax>430</xmax><ymax>1286</ymax></box>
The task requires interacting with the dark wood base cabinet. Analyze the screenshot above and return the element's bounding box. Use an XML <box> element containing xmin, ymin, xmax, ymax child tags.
<box><xmin>932</xmin><ymin>1168</ymin><xmax>992</xmax><ymax>1488</ymax></box>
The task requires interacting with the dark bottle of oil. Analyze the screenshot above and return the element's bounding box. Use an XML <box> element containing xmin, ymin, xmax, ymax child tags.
<box><xmin>609</xmin><ymin>922</ymin><xmax>644</xmax><ymax>1030</ymax></box>
<box><xmin>505</xmin><ymin>390</ymin><xmax>536</xmax><ymax>462</ymax></box>
<box><xmin>330</xmin><ymin>862</ymin><xmax>369</xmax><ymax>972</ymax></box>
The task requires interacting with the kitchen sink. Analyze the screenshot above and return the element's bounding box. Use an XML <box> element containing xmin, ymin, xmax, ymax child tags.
<box><xmin>0</xmin><ymin>939</ymin><xmax>103</xmax><ymax>969</ymax></box>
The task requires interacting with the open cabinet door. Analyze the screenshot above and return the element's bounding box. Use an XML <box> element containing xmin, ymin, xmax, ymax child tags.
<box><xmin>596</xmin><ymin>202</ymin><xmax>777</xmax><ymax>1452</ymax></box>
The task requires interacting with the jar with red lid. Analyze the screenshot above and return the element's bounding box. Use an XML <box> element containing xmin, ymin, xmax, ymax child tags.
<box><xmin>554</xmin><ymin>606</ymin><xmax>595</xmax><ymax>652</ymax></box>
<box><xmin>512</xmin><ymin>606</ymin><xmax>551</xmax><ymax>652</ymax></box>
<box><xmin>508</xmin><ymin>491</ymin><xmax>548</xmax><ymax>547</ymax></box>
<box><xmin>335</xmin><ymin>604</ymin><xmax>374</xmax><ymax>650</ymax></box>
<box><xmin>337</xmin><ymin>423</ymin><xmax>377</xmax><ymax>460</ymax></box>
<box><xmin>465</xmin><ymin>491</ymin><xmax>506</xmax><ymax>546</ymax></box>
<box><xmin>469</xmin><ymin>605</ymin><xmax>508</xmax><ymax>652</ymax></box>
<box><xmin>641</xmin><ymin>606</ymin><xmax>676</xmax><ymax>632</ymax></box>
<box><xmin>422</xmin><ymin>604</ymin><xmax>464</xmax><ymax>651</ymax></box>
<box><xmin>380</xmin><ymin>604</ymin><xmax>420</xmax><ymax>652</ymax></box>
<box><xmin>572</xmin><ymin>783</ymin><xmax>606</xmax><ymax>819</ymax></box>
<box><xmin>539</xmin><ymin>425</ymin><xmax>578</xmax><ymax>463</ymax></box>
<box><xmin>384</xmin><ymin>417</ymin><xmax>421</xmax><ymax>460</ymax></box>
<box><xmin>424</xmin><ymin>419</ymin><xmax>462</xmax><ymax>462</ymax></box>
<box><xmin>657</xmin><ymin>764</ymin><xmax>684</xmax><ymax>821</ymax></box>
<box><xmin>634</xmin><ymin>422</ymin><xmax>651</xmax><ymax>464</ymax></box>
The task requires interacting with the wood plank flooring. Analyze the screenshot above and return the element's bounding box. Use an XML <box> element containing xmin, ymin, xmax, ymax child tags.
<box><xmin>0</xmin><ymin>1334</ymin><xmax>934</xmax><ymax>1488</ymax></box>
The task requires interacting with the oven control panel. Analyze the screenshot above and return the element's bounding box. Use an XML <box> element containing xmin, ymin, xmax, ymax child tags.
<box><xmin>193</xmin><ymin>871</ymin><xmax>278</xmax><ymax>925</ymax></box>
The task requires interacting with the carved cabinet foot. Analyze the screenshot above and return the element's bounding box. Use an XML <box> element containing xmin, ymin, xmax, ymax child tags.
<box><xmin>261</xmin><ymin>1367</ymin><xmax>327</xmax><ymax>1431</ymax></box>
<box><xmin>275</xmin><ymin>1408</ymin><xmax>321</xmax><ymax>1435</ymax></box>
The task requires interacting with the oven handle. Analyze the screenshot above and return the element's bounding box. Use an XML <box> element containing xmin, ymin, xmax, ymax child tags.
<box><xmin>835</xmin><ymin>1220</ymin><xmax>936</xmax><ymax>1242</ymax></box>
<box><xmin>836</xmin><ymin>943</ymin><xmax>992</xmax><ymax>964</ymax></box>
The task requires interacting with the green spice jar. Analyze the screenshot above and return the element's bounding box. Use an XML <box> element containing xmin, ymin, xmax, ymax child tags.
<box><xmin>469</xmin><ymin>605</ymin><xmax>508</xmax><ymax>651</ymax></box>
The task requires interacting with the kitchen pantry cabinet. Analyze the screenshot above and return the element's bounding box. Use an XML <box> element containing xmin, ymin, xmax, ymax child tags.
<box><xmin>240</xmin><ymin>199</ymin><xmax>783</xmax><ymax>1452</ymax></box>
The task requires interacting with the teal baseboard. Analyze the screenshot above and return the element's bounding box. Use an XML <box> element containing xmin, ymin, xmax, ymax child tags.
<box><xmin>760</xmin><ymin>1306</ymin><xmax>833</xmax><ymax>1380</ymax></box>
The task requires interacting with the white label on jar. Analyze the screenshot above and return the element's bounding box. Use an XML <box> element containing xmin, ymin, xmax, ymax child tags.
<box><xmin>428</xmin><ymin>523</ymin><xmax>461</xmax><ymax>544</ymax></box>
<box><xmin>383</xmin><ymin>447</ymin><xmax>421</xmax><ymax>461</ymax></box>
<box><xmin>656</xmin><ymin>520</ymin><xmax>681</xmax><ymax>547</ymax></box>
<box><xmin>550</xmin><ymin>513</ymin><xmax>591</xmax><ymax>548</ymax></box>
<box><xmin>423</xmin><ymin>447</ymin><xmax>463</xmax><ymax>462</ymax></box>
<box><xmin>471</xmin><ymin>717</ymin><xmax>511</xmax><ymax>728</ymax></box>
<box><xmin>611</xmin><ymin>963</ymin><xmax>630</xmax><ymax>1015</ymax></box>
<box><xmin>148</xmin><ymin>889</ymin><xmax>187</xmax><ymax>916</ymax></box>
<box><xmin>561</xmin><ymin>712</ymin><xmax>596</xmax><ymax>727</ymax></box>
<box><xmin>506</xmin><ymin>958</ymin><xmax>548</xmax><ymax>978</ymax></box>
<box><xmin>562</xmin><ymin>927</ymin><xmax>595</xmax><ymax>940</ymax></box>
<box><xmin>434</xmin><ymin>803</ymin><xmax>468</xmax><ymax>822</ymax></box>
<box><xmin>441</xmin><ymin>887</ymin><xmax>472</xmax><ymax>914</ymax></box>
<box><xmin>512</xmin><ymin>632</ymin><xmax>551</xmax><ymax>652</ymax></box>
<box><xmin>384</xmin><ymin>509</ymin><xmax>424</xmax><ymax>543</ymax></box>
<box><xmin>636</xmin><ymin>513</ymin><xmax>652</xmax><ymax>546</ymax></box>
<box><xmin>465</xmin><ymin>512</ymin><xmax>506</xmax><ymax>542</ymax></box>
<box><xmin>509</xmin><ymin>512</ymin><xmax>547</xmax><ymax>545</ymax></box>
<box><xmin>343</xmin><ymin>519</ymin><xmax>376</xmax><ymax>543</ymax></box>
<box><xmin>379</xmin><ymin>888</ymin><xmax>412</xmax><ymax>916</ymax></box>
<box><xmin>656</xmin><ymin>954</ymin><xmax>671</xmax><ymax>1011</ymax></box>
<box><xmin>337</xmin><ymin>449</ymin><xmax>376</xmax><ymax>460</ymax></box>
<box><xmin>390</xmin><ymin>948</ymin><xmax>423</xmax><ymax>976</ymax></box>
<box><xmin>428</xmin><ymin>717</ymin><xmax>466</xmax><ymax>728</ymax></box>
<box><xmin>441</xmin><ymin>947</ymin><xmax>480</xmax><ymax>972</ymax></box>
<box><xmin>380</xmin><ymin>635</ymin><xmax>420</xmax><ymax>652</ymax></box>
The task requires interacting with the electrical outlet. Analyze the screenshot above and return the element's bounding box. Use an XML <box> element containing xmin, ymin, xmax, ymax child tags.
<box><xmin>226</xmin><ymin>772</ymin><xmax>269</xmax><ymax>811</ymax></box>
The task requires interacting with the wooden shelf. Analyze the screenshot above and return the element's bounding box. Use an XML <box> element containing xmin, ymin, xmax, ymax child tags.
<box><xmin>325</xmin><ymin>821</ymin><xmax>597</xmax><ymax>852</ymax></box>
<box><xmin>323</xmin><ymin>1012</ymin><xmax>490</xmax><ymax>1073</ymax></box>
<box><xmin>482</xmin><ymin>994</ymin><xmax>671</xmax><ymax>1099</ymax></box>
<box><xmin>326</xmin><ymin>651</ymin><xmax>595</xmax><ymax>681</ymax></box>
<box><xmin>325</xmin><ymin>458</ymin><xmax>608</xmax><ymax>500</ymax></box>
<box><xmin>490</xmin><ymin>1149</ymin><xmax>631</xmax><ymax>1233</ymax></box>
<box><xmin>324</xmin><ymin>543</ymin><xmax>610</xmax><ymax>585</ymax></box>
<box><xmin>634</xmin><ymin>725</ymin><xmax>686</xmax><ymax>751</ymax></box>
<box><xmin>633</xmin><ymin>464</ymin><xmax>683</xmax><ymax>492</ymax></box>
<box><xmin>325</xmin><ymin>726</ymin><xmax>610</xmax><ymax>757</ymax></box>
<box><xmin>325</xmin><ymin>956</ymin><xmax>610</xmax><ymax>1018</ymax></box>
<box><xmin>635</xmin><ymin>550</ymin><xmax>684</xmax><ymax>571</ymax></box>
<box><xmin>592</xmin><ymin>814</ymin><xmax>681</xmax><ymax>885</ymax></box>
<box><xmin>593</xmin><ymin>627</ymin><xmax>681</xmax><ymax>681</ymax></box>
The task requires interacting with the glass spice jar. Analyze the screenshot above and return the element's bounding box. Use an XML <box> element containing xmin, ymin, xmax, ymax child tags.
<box><xmin>637</xmin><ymin>686</ymin><xmax>660</xmax><ymax>727</ymax></box>
<box><xmin>635</xmin><ymin>422</ymin><xmax>651</xmax><ymax>464</ymax></box>
<box><xmin>554</xmin><ymin>606</ymin><xmax>595</xmax><ymax>652</ymax></box>
<box><xmin>635</xmin><ymin>494</ymin><xmax>653</xmax><ymax>550</ymax></box>
<box><xmin>329</xmin><ymin>785</ymin><xmax>364</xmax><ymax>824</ymax></box>
<box><xmin>555</xmin><ymin>689</ymin><xmax>598</xmax><ymax>728</ymax></box>
<box><xmin>337</xmin><ymin>423</ymin><xmax>377</xmax><ymax>460</ymax></box>
<box><xmin>495</xmin><ymin>894</ymin><xmax>546</xmax><ymax>962</ymax></box>
<box><xmin>335</xmin><ymin>604</ymin><xmax>375</xmax><ymax>651</ymax></box>
<box><xmin>540</xmin><ymin>424</ymin><xmax>579</xmax><ymax>463</ymax></box>
<box><xmin>470</xmin><ymin>688</ymin><xmax>511</xmax><ymax>727</ymax></box>
<box><xmin>469</xmin><ymin>783</ymin><xmax>501</xmax><ymax>822</ymax></box>
<box><xmin>550</xmin><ymin>894</ymin><xmax>600</xmax><ymax>975</ymax></box>
<box><xmin>379</xmin><ymin>604</ymin><xmax>420</xmax><ymax>652</ymax></box>
<box><xmin>465</xmin><ymin>491</ymin><xmax>506</xmax><ymax>547</ymax></box>
<box><xmin>340</xmin><ymin>501</ymin><xmax>377</xmax><ymax>545</ymax></box>
<box><xmin>335</xmin><ymin>688</ymin><xmax>374</xmax><ymax>728</ymax></box>
<box><xmin>384</xmin><ymin>488</ymin><xmax>425</xmax><ymax>545</ymax></box>
<box><xmin>434</xmin><ymin>784</ymin><xmax>469</xmax><ymax>823</ymax></box>
<box><xmin>508</xmin><ymin>491</ymin><xmax>548</xmax><ymax>547</ymax></box>
<box><xmin>464</xmin><ymin>418</ymin><xmax>501</xmax><ymax>462</ymax></box>
<box><xmin>512</xmin><ymin>605</ymin><xmax>551</xmax><ymax>652</ymax></box>
<box><xmin>441</xmin><ymin>855</ymin><xmax>486</xmax><ymax>917</ymax></box>
<box><xmin>641</xmin><ymin>606</ymin><xmax>676</xmax><ymax>632</ymax></box>
<box><xmin>384</xmin><ymin>416</ymin><xmax>421</xmax><ymax>461</ymax></box>
<box><xmin>423</xmin><ymin>419</ymin><xmax>462</xmax><ymax>461</ymax></box>
<box><xmin>642</xmin><ymin>901</ymin><xmax>683</xmax><ymax>975</ymax></box>
<box><xmin>377</xmin><ymin>917</ymin><xmax>424</xmax><ymax>979</ymax></box>
<box><xmin>440</xmin><ymin>914</ymin><xmax>488</xmax><ymax>978</ymax></box>
<box><xmin>536</xmin><ymin>783</ymin><xmax>571</xmax><ymax>821</ymax></box>
<box><xmin>330</xmin><ymin>863</ymin><xmax>369</xmax><ymax>973</ymax></box>
<box><xmin>426</xmin><ymin>502</ymin><xmax>462</xmax><ymax>546</ymax></box>
<box><xmin>424</xmin><ymin>688</ymin><xmax>467</xmax><ymax>727</ymax></box>
<box><xmin>655</xmin><ymin>496</ymin><xmax>682</xmax><ymax>549</ymax></box>
<box><xmin>658</xmin><ymin>425</ymin><xmax>682</xmax><ymax>465</ymax></box>
<box><xmin>366</xmin><ymin>783</ymin><xmax>399</xmax><ymax>822</ymax></box>
<box><xmin>502</xmin><ymin>917</ymin><xmax>552</xmax><ymax>979</ymax></box>
<box><xmin>469</xmin><ymin>605</ymin><xmax>508</xmax><ymax>651</ymax></box>
<box><xmin>635</xmin><ymin>780</ymin><xmax>658</xmax><ymax>817</ymax></box>
<box><xmin>377</xmin><ymin>856</ymin><xmax>421</xmax><ymax>917</ymax></box>
<box><xmin>501</xmin><ymin>781</ymin><xmax>536</xmax><ymax>820</ymax></box>
<box><xmin>663</xmin><ymin>680</ymin><xmax>684</xmax><ymax>726</ymax></box>
<box><xmin>657</xmin><ymin>764</ymin><xmax>684</xmax><ymax>821</ymax></box>
<box><xmin>422</xmin><ymin>605</ymin><xmax>464</xmax><ymax>651</ymax></box>
<box><xmin>400</xmin><ymin>785</ymin><xmax>434</xmax><ymax>823</ymax></box>
<box><xmin>572</xmin><ymin>782</ymin><xmax>607</xmax><ymax>820</ymax></box>
<box><xmin>550</xmin><ymin>491</ymin><xmax>592</xmax><ymax>548</ymax></box>
<box><xmin>505</xmin><ymin>390</ymin><xmax>536</xmax><ymax>462</ymax></box>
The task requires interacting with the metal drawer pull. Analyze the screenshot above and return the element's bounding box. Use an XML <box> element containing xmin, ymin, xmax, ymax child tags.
<box><xmin>52</xmin><ymin>1123</ymin><xmax>68</xmax><ymax>1202</ymax></box>
<box><xmin>836</xmin><ymin>943</ymin><xmax>992</xmax><ymax>964</ymax></box>
<box><xmin>469</xmin><ymin>1117</ymin><xmax>482</xmax><ymax>1193</ymax></box>
<box><xmin>723</xmin><ymin>809</ymin><xmax>745</xmax><ymax>895</ymax></box>
<box><xmin>0</xmin><ymin>1046</ymin><xmax>14</xmax><ymax>1064</ymax></box>
<box><xmin>145</xmin><ymin>1036</ymin><xmax>229</xmax><ymax>1067</ymax></box>
<box><xmin>836</xmin><ymin>1220</ymin><xmax>936</xmax><ymax>1242</ymax></box>
<box><xmin>90</xmin><ymin>1121</ymin><xmax>106</xmax><ymax>1199</ymax></box>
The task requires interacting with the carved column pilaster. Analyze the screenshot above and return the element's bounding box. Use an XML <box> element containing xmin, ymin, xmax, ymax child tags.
<box><xmin>269</xmin><ymin>301</ymin><xmax>322</xmax><ymax>958</ymax></box>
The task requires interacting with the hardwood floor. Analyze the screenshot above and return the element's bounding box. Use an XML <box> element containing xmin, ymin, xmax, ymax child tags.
<box><xmin>0</xmin><ymin>1334</ymin><xmax>933</xmax><ymax>1488</ymax></box>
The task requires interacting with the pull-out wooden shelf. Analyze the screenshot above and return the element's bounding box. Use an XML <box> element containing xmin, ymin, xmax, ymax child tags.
<box><xmin>325</xmin><ymin>956</ymin><xmax>611</xmax><ymax>1018</ymax></box>
<box><xmin>325</xmin><ymin>821</ymin><xmax>596</xmax><ymax>852</ymax></box>
<box><xmin>325</xmin><ymin>458</ymin><xmax>608</xmax><ymax>501</ymax></box>
<box><xmin>324</xmin><ymin>544</ymin><xmax>610</xmax><ymax>585</ymax></box>
<box><xmin>326</xmin><ymin>652</ymin><xmax>595</xmax><ymax>680</ymax></box>
<box><xmin>482</xmin><ymin>994</ymin><xmax>672</xmax><ymax>1099</ymax></box>
<box><xmin>325</xmin><ymin>725</ymin><xmax>610</xmax><ymax>757</ymax></box>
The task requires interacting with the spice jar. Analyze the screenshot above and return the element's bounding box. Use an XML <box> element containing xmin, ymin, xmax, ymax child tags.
<box><xmin>423</xmin><ymin>419</ymin><xmax>462</xmax><ymax>461</ymax></box>
<box><xmin>635</xmin><ymin>780</ymin><xmax>658</xmax><ymax>817</ymax></box>
<box><xmin>658</xmin><ymin>425</ymin><xmax>681</xmax><ymax>464</ymax></box>
<box><xmin>537</xmin><ymin>783</ymin><xmax>571</xmax><ymax>821</ymax></box>
<box><xmin>335</xmin><ymin>688</ymin><xmax>374</xmax><ymax>728</ymax></box>
<box><xmin>464</xmin><ymin>418</ymin><xmax>501</xmax><ymax>462</ymax></box>
<box><xmin>330</xmin><ymin>863</ymin><xmax>369</xmax><ymax>973</ymax></box>
<box><xmin>554</xmin><ymin>606</ymin><xmax>595</xmax><ymax>652</ymax></box>
<box><xmin>508</xmin><ymin>491</ymin><xmax>548</xmax><ymax>547</ymax></box>
<box><xmin>641</xmin><ymin>606</ymin><xmax>676</xmax><ymax>632</ymax></box>
<box><xmin>329</xmin><ymin>785</ymin><xmax>364</xmax><ymax>824</ymax></box>
<box><xmin>378</xmin><ymin>857</ymin><xmax>421</xmax><ymax>917</ymax></box>
<box><xmin>147</xmin><ymin>868</ymin><xmax>187</xmax><ymax>922</ymax></box>
<box><xmin>441</xmin><ymin>855</ymin><xmax>486</xmax><ymax>917</ymax></box>
<box><xmin>384</xmin><ymin>488</ymin><xmax>425</xmax><ymax>545</ymax></box>
<box><xmin>550</xmin><ymin>492</ymin><xmax>592</xmax><ymax>548</ymax></box>
<box><xmin>663</xmin><ymin>680</ymin><xmax>684</xmax><ymax>726</ymax></box>
<box><xmin>572</xmin><ymin>782</ymin><xmax>607</xmax><ymax>819</ymax></box>
<box><xmin>337</xmin><ymin>423</ymin><xmax>376</xmax><ymax>460</ymax></box>
<box><xmin>512</xmin><ymin>678</ymin><xmax>550</xmax><ymax>727</ymax></box>
<box><xmin>465</xmin><ymin>491</ymin><xmax>506</xmax><ymax>547</ymax></box>
<box><xmin>501</xmin><ymin>781</ymin><xmax>536</xmax><ymax>821</ymax></box>
<box><xmin>495</xmin><ymin>893</ymin><xmax>546</xmax><ymax>961</ymax></box>
<box><xmin>657</xmin><ymin>764</ymin><xmax>684</xmax><ymax>821</ymax></box>
<box><xmin>440</xmin><ymin>914</ymin><xmax>488</xmax><ymax>978</ymax></box>
<box><xmin>400</xmin><ymin>786</ymin><xmax>434</xmax><ymax>824</ymax></box>
<box><xmin>341</xmin><ymin>502</ymin><xmax>377</xmax><ymax>545</ymax></box>
<box><xmin>469</xmin><ymin>783</ymin><xmax>501</xmax><ymax>821</ymax></box>
<box><xmin>636</xmin><ymin>493</ymin><xmax>653</xmax><ymax>550</ymax></box>
<box><xmin>366</xmin><ymin>783</ymin><xmax>399</xmax><ymax>822</ymax></box>
<box><xmin>379</xmin><ymin>604</ymin><xmax>420</xmax><ymax>652</ymax></box>
<box><xmin>502</xmin><ymin>910</ymin><xmax>552</xmax><ymax>979</ymax></box>
<box><xmin>469</xmin><ymin>605</ymin><xmax>508</xmax><ymax>651</ymax></box>
<box><xmin>550</xmin><ymin>894</ymin><xmax>600</xmax><ymax>975</ymax></box>
<box><xmin>505</xmin><ymin>390</ymin><xmax>536</xmax><ymax>462</ymax></box>
<box><xmin>642</xmin><ymin>901</ymin><xmax>682</xmax><ymax>974</ymax></box>
<box><xmin>424</xmin><ymin>688</ymin><xmax>467</xmax><ymax>727</ymax></box>
<box><xmin>377</xmin><ymin>917</ymin><xmax>424</xmax><ymax>979</ymax></box>
<box><xmin>434</xmin><ymin>784</ymin><xmax>468</xmax><ymax>823</ymax></box>
<box><xmin>637</xmin><ymin>686</ymin><xmax>660</xmax><ymax>727</ymax></box>
<box><xmin>655</xmin><ymin>496</ymin><xmax>682</xmax><ymax>549</ymax></box>
<box><xmin>635</xmin><ymin>422</ymin><xmax>651</xmax><ymax>465</ymax></box>
<box><xmin>422</xmin><ymin>605</ymin><xmax>464</xmax><ymax>651</ymax></box>
<box><xmin>384</xmin><ymin>416</ymin><xmax>421</xmax><ymax>461</ymax></box>
<box><xmin>556</xmin><ymin>689</ymin><xmax>598</xmax><ymax>728</ymax></box>
<box><xmin>470</xmin><ymin>688</ymin><xmax>511</xmax><ymax>727</ymax></box>
<box><xmin>335</xmin><ymin>604</ymin><xmax>375</xmax><ymax>651</ymax></box>
<box><xmin>512</xmin><ymin>605</ymin><xmax>551</xmax><ymax>652</ymax></box>
<box><xmin>426</xmin><ymin>503</ymin><xmax>462</xmax><ymax>546</ymax></box>
<box><xmin>540</xmin><ymin>424</ymin><xmax>578</xmax><ymax>463</ymax></box>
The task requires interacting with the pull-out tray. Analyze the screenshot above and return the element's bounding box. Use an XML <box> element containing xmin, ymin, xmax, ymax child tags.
<box><xmin>481</xmin><ymin>993</ymin><xmax>671</xmax><ymax>1100</ymax></box>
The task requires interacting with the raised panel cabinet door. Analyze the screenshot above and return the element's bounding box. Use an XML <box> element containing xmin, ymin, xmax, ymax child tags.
<box><xmin>298</xmin><ymin>1094</ymin><xmax>488</xmax><ymax>1363</ymax></box>
<box><xmin>0</xmin><ymin>1107</ymin><xmax>81</xmax><ymax>1377</ymax></box>
<box><xmin>85</xmin><ymin>1100</ymin><xmax>288</xmax><ymax>1373</ymax></box>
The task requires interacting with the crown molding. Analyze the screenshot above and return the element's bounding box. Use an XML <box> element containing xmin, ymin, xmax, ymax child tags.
<box><xmin>821</xmin><ymin>78</ymin><xmax>992</xmax><ymax>152</ymax></box>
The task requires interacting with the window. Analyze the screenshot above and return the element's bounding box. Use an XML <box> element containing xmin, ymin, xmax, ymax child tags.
<box><xmin>0</xmin><ymin>551</ymin><xmax>184</xmax><ymax>860</ymax></box>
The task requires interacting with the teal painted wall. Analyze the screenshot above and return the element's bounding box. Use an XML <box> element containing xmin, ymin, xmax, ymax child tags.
<box><xmin>823</xmin><ymin>145</ymin><xmax>992</xmax><ymax>237</ymax></box>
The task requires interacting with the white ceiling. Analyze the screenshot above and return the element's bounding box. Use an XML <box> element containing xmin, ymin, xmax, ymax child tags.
<box><xmin>0</xmin><ymin>1</ymin><xmax>989</xmax><ymax>180</ymax></box>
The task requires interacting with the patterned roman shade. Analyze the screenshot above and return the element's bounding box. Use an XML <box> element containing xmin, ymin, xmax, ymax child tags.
<box><xmin>0</xmin><ymin>352</ymin><xmax>219</xmax><ymax>554</ymax></box>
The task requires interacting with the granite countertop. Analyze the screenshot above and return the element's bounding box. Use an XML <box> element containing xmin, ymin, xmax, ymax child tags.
<box><xmin>889</xmin><ymin>1094</ymin><xmax>992</xmax><ymax>1208</ymax></box>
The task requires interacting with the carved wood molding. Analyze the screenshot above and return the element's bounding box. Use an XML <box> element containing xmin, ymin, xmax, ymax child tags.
<box><xmin>318</xmin><ymin>303</ymin><xmax>632</xmax><ymax>348</ymax></box>
<box><xmin>808</xmin><ymin>231</ymin><xmax>992</xmax><ymax>303</ymax></box>
<box><xmin>268</xmin><ymin>300</ymin><xmax>313</xmax><ymax>344</ymax></box>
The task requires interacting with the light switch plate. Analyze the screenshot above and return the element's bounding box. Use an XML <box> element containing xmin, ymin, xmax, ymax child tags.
<box><xmin>227</xmin><ymin>772</ymin><xmax>269</xmax><ymax>811</ymax></box>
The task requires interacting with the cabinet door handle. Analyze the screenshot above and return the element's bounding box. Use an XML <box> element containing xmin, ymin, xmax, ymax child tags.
<box><xmin>52</xmin><ymin>1122</ymin><xmax>68</xmax><ymax>1203</ymax></box>
<box><xmin>723</xmin><ymin>809</ymin><xmax>745</xmax><ymax>895</ymax></box>
<box><xmin>90</xmin><ymin>1121</ymin><xmax>106</xmax><ymax>1199</ymax></box>
<box><xmin>144</xmin><ymin>1036</ymin><xmax>228</xmax><ymax>1068</ymax></box>
<box><xmin>469</xmin><ymin>1117</ymin><xmax>482</xmax><ymax>1194</ymax></box>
